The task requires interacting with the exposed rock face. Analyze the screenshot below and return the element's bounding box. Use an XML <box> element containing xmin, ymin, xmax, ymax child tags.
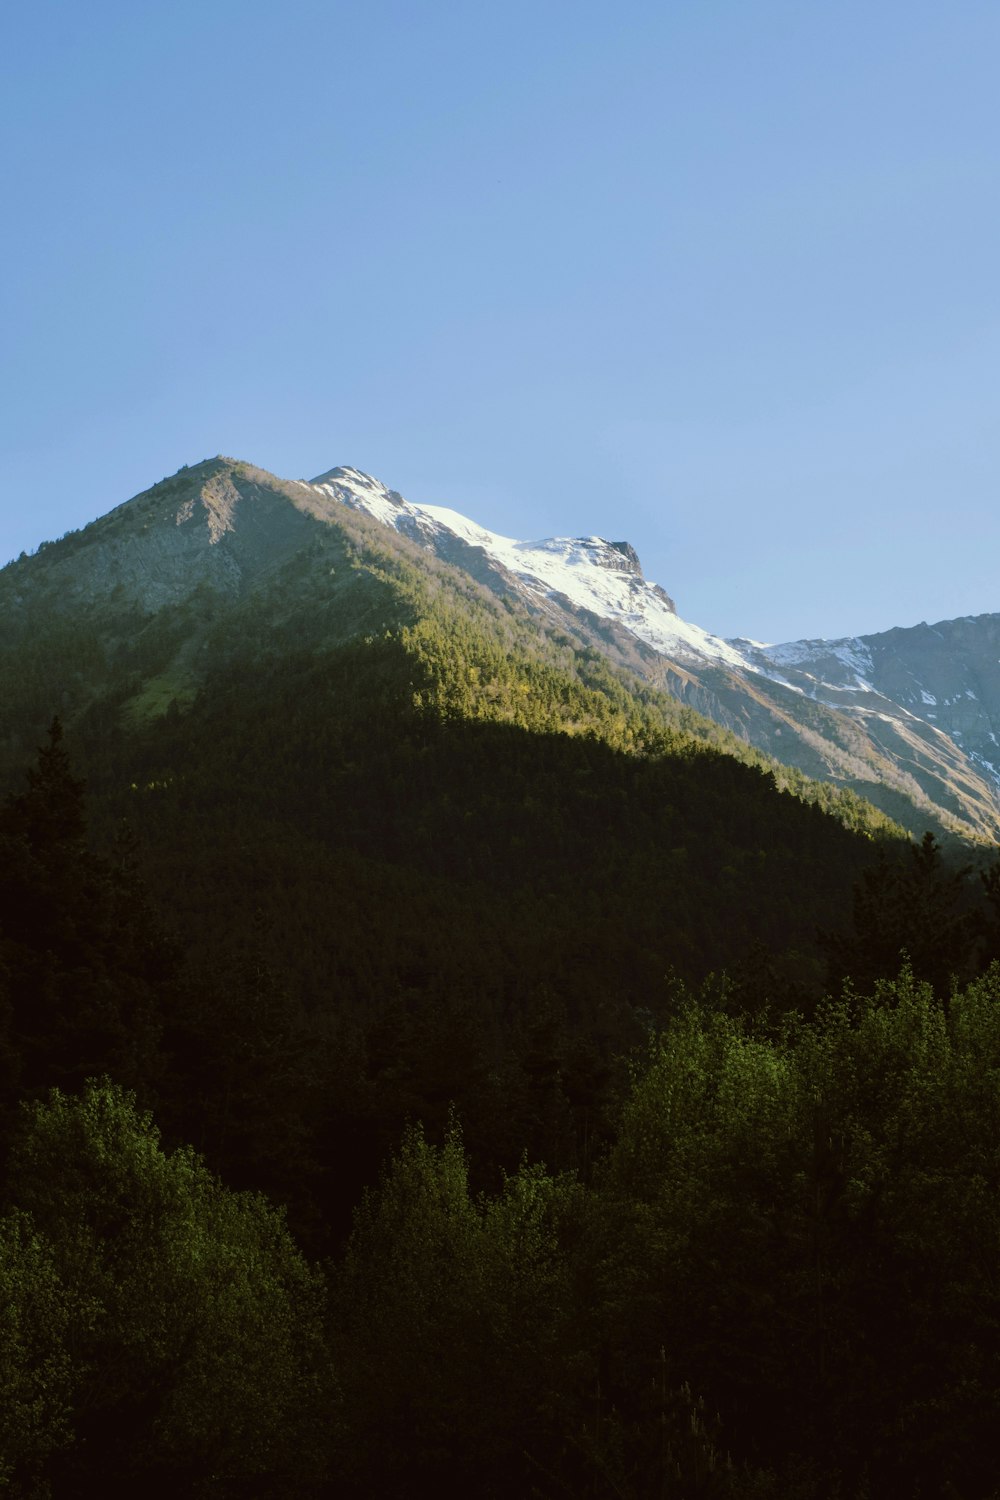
<box><xmin>608</xmin><ymin>540</ymin><xmax>643</xmax><ymax>574</ymax></box>
<box><xmin>865</xmin><ymin>616</ymin><xmax>1000</xmax><ymax>779</ymax></box>
<box><xmin>558</xmin><ymin>538</ymin><xmax>677</xmax><ymax>611</ymax></box>
<box><xmin>0</xmin><ymin>460</ymin><xmax>329</xmax><ymax>618</ymax></box>
<box><xmin>1</xmin><ymin>458</ymin><xmax>518</xmax><ymax>639</ymax></box>
<box><xmin>742</xmin><ymin>616</ymin><xmax>1000</xmax><ymax>819</ymax></box>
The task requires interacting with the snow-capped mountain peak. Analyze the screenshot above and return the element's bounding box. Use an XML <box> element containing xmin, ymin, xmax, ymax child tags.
<box><xmin>304</xmin><ymin>466</ymin><xmax>1000</xmax><ymax>823</ymax></box>
<box><xmin>310</xmin><ymin>465</ymin><xmax>409</xmax><ymax>523</ymax></box>
<box><xmin>8</xmin><ymin>451</ymin><xmax>999</xmax><ymax>840</ymax></box>
<box><xmin>308</xmin><ymin>467</ymin><xmax>753</xmax><ymax>672</ymax></box>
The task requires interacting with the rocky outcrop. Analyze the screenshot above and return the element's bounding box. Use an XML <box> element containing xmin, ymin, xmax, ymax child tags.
<box><xmin>0</xmin><ymin>460</ymin><xmax>326</xmax><ymax>618</ymax></box>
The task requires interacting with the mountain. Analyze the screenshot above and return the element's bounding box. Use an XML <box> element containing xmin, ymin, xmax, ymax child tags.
<box><xmin>308</xmin><ymin>464</ymin><xmax>1000</xmax><ymax>842</ymax></box>
<box><xmin>3</xmin><ymin>456</ymin><xmax>997</xmax><ymax>845</ymax></box>
<box><xmin>0</xmin><ymin>454</ymin><xmax>921</xmax><ymax>1016</ymax></box>
<box><xmin>4</xmin><ymin>455</ymin><xmax>999</xmax><ymax>1500</ymax></box>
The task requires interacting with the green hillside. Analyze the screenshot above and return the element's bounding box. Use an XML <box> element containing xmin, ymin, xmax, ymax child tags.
<box><xmin>2</xmin><ymin>462</ymin><xmax>998</xmax><ymax>1495</ymax></box>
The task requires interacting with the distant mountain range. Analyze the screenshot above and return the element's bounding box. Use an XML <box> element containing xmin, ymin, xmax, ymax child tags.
<box><xmin>2</xmin><ymin>455</ymin><xmax>998</xmax><ymax>842</ymax></box>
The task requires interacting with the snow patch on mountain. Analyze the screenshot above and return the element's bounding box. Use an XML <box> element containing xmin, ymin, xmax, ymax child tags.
<box><xmin>760</xmin><ymin>636</ymin><xmax>876</xmax><ymax>690</ymax></box>
<box><xmin>309</xmin><ymin>467</ymin><xmax>755</xmax><ymax>672</ymax></box>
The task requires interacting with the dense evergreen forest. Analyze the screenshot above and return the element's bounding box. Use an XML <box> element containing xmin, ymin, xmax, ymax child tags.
<box><xmin>3</xmin><ymin>706</ymin><xmax>1000</xmax><ymax>1495</ymax></box>
<box><xmin>4</xmin><ymin>486</ymin><xmax>1000</xmax><ymax>1495</ymax></box>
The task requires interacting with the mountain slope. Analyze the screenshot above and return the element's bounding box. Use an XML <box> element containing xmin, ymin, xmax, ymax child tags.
<box><xmin>0</xmin><ymin>456</ymin><xmax>895</xmax><ymax>833</ymax></box>
<box><xmin>2</xmin><ymin>457</ymin><xmax>997</xmax><ymax>1500</ymax></box>
<box><xmin>0</xmin><ymin>456</ymin><xmax>917</xmax><ymax>1018</ymax></box>
<box><xmin>305</xmin><ymin>465</ymin><xmax>1000</xmax><ymax>841</ymax></box>
<box><xmin>744</xmin><ymin>619</ymin><xmax>1000</xmax><ymax>814</ymax></box>
<box><xmin>5</xmin><ymin>452</ymin><xmax>996</xmax><ymax>841</ymax></box>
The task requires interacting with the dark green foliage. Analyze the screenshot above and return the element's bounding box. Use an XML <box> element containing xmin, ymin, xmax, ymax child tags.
<box><xmin>0</xmin><ymin>1210</ymin><xmax>74</xmax><ymax>1495</ymax></box>
<box><xmin>3</xmin><ymin>1081</ymin><xmax>333</xmax><ymax>1497</ymax></box>
<box><xmin>978</xmin><ymin>853</ymin><xmax>1000</xmax><ymax>965</ymax></box>
<box><xmin>13</xmin><ymin>968</ymin><xmax>1000</xmax><ymax>1497</ymax></box>
<box><xmin>156</xmin><ymin>937</ymin><xmax>327</xmax><ymax>1225</ymax></box>
<box><xmin>331</xmin><ymin>1123</ymin><xmax>608</xmax><ymax>1498</ymax></box>
<box><xmin>0</xmin><ymin>590</ymin><xmax>911</xmax><ymax>1258</ymax></box>
<box><xmin>824</xmin><ymin>830</ymin><xmax>978</xmax><ymax>994</ymax></box>
<box><xmin>0</xmin><ymin>722</ymin><xmax>172</xmax><ymax>1138</ymax></box>
<box><xmin>591</xmin><ymin>972</ymin><xmax>1000</xmax><ymax>1496</ymax></box>
<box><xmin>87</xmin><ymin>615</ymin><xmax>898</xmax><ymax>1019</ymax></box>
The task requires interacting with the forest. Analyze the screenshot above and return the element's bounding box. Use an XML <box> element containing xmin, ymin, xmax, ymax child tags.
<box><xmin>2</xmin><ymin>695</ymin><xmax>1000</xmax><ymax>1496</ymax></box>
<box><xmin>3</xmin><ymin>497</ymin><xmax>1000</xmax><ymax>1496</ymax></box>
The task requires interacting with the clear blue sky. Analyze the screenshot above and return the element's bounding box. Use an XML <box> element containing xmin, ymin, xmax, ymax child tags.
<box><xmin>2</xmin><ymin>1</ymin><xmax>998</xmax><ymax>642</ymax></box>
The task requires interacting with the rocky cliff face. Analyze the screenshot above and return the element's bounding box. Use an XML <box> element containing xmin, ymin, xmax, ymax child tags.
<box><xmin>733</xmin><ymin>618</ymin><xmax>1000</xmax><ymax>834</ymax></box>
<box><xmin>863</xmin><ymin>616</ymin><xmax>1000</xmax><ymax>782</ymax></box>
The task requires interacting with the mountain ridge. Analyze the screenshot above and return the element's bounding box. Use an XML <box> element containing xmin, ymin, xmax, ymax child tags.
<box><xmin>2</xmin><ymin>454</ymin><xmax>997</xmax><ymax>842</ymax></box>
<box><xmin>303</xmin><ymin>462</ymin><xmax>1000</xmax><ymax>842</ymax></box>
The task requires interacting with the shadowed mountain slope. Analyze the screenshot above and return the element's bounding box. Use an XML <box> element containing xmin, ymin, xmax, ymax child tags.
<box><xmin>0</xmin><ymin>456</ymin><xmax>917</xmax><ymax>1013</ymax></box>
